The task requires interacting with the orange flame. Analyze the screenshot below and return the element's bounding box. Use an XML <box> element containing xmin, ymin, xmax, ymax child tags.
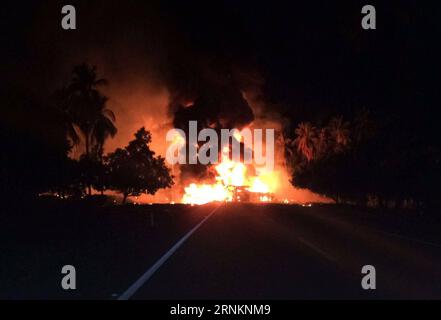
<box><xmin>182</xmin><ymin>156</ymin><xmax>278</xmax><ymax>205</ymax></box>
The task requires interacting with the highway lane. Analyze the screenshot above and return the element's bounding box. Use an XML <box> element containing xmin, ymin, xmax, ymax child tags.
<box><xmin>122</xmin><ymin>204</ymin><xmax>441</xmax><ymax>299</ymax></box>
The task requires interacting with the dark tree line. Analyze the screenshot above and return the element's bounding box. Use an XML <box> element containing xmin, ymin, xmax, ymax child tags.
<box><xmin>2</xmin><ymin>62</ymin><xmax>439</xmax><ymax>209</ymax></box>
<box><xmin>287</xmin><ymin>109</ymin><xmax>441</xmax><ymax>209</ymax></box>
<box><xmin>1</xmin><ymin>64</ymin><xmax>173</xmax><ymax>205</ymax></box>
<box><xmin>54</xmin><ymin>64</ymin><xmax>118</xmax><ymax>196</ymax></box>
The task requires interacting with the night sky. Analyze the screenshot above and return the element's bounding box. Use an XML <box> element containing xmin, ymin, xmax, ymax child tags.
<box><xmin>2</xmin><ymin>0</ymin><xmax>441</xmax><ymax>146</ymax></box>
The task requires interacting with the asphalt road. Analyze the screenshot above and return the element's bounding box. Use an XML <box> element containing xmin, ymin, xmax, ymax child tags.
<box><xmin>3</xmin><ymin>203</ymin><xmax>441</xmax><ymax>299</ymax></box>
<box><xmin>119</xmin><ymin>203</ymin><xmax>441</xmax><ymax>300</ymax></box>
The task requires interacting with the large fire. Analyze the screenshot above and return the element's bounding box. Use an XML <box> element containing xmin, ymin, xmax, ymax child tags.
<box><xmin>152</xmin><ymin>123</ymin><xmax>332</xmax><ymax>206</ymax></box>
<box><xmin>182</xmin><ymin>156</ymin><xmax>278</xmax><ymax>205</ymax></box>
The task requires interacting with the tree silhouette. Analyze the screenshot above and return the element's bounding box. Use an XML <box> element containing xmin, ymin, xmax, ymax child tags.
<box><xmin>293</xmin><ymin>122</ymin><xmax>317</xmax><ymax>162</ymax></box>
<box><xmin>106</xmin><ymin>127</ymin><xmax>173</xmax><ymax>204</ymax></box>
<box><xmin>57</xmin><ymin>64</ymin><xmax>117</xmax><ymax>195</ymax></box>
<box><xmin>315</xmin><ymin>127</ymin><xmax>329</xmax><ymax>159</ymax></box>
<box><xmin>328</xmin><ymin>116</ymin><xmax>350</xmax><ymax>153</ymax></box>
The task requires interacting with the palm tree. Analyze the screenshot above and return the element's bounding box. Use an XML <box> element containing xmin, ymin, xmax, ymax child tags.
<box><xmin>53</xmin><ymin>86</ymin><xmax>80</xmax><ymax>147</ymax></box>
<box><xmin>61</xmin><ymin>64</ymin><xmax>117</xmax><ymax>195</ymax></box>
<box><xmin>91</xmin><ymin>99</ymin><xmax>117</xmax><ymax>196</ymax></box>
<box><xmin>294</xmin><ymin>122</ymin><xmax>317</xmax><ymax>162</ymax></box>
<box><xmin>328</xmin><ymin>116</ymin><xmax>350</xmax><ymax>153</ymax></box>
<box><xmin>90</xmin><ymin>96</ymin><xmax>117</xmax><ymax>156</ymax></box>
<box><xmin>315</xmin><ymin>127</ymin><xmax>328</xmax><ymax>159</ymax></box>
<box><xmin>68</xmin><ymin>64</ymin><xmax>112</xmax><ymax>155</ymax></box>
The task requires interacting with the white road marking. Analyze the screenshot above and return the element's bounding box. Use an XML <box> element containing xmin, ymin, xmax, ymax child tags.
<box><xmin>117</xmin><ymin>205</ymin><xmax>221</xmax><ymax>300</ymax></box>
<box><xmin>297</xmin><ymin>236</ymin><xmax>336</xmax><ymax>262</ymax></box>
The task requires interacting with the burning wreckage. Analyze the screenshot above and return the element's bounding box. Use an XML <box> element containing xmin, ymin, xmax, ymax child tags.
<box><xmin>166</xmin><ymin>122</ymin><xmax>278</xmax><ymax>205</ymax></box>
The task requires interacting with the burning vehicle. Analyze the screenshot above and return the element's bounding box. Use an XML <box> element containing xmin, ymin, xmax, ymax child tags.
<box><xmin>181</xmin><ymin>154</ymin><xmax>277</xmax><ymax>205</ymax></box>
